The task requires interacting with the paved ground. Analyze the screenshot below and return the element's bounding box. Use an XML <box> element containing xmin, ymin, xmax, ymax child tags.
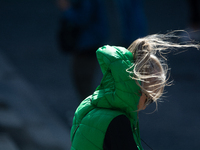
<box><xmin>0</xmin><ymin>0</ymin><xmax>200</xmax><ymax>150</ymax></box>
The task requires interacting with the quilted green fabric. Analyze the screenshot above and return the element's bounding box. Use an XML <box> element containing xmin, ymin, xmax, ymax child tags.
<box><xmin>71</xmin><ymin>45</ymin><xmax>143</xmax><ymax>150</ymax></box>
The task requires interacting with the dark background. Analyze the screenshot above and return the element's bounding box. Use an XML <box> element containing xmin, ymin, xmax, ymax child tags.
<box><xmin>0</xmin><ymin>0</ymin><xmax>200</xmax><ymax>150</ymax></box>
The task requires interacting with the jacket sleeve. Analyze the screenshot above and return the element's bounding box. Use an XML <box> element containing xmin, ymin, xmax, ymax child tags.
<box><xmin>96</xmin><ymin>45</ymin><xmax>141</xmax><ymax>113</ymax></box>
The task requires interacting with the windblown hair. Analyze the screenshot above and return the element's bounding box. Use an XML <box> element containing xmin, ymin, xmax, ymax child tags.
<box><xmin>127</xmin><ymin>30</ymin><xmax>199</xmax><ymax>103</ymax></box>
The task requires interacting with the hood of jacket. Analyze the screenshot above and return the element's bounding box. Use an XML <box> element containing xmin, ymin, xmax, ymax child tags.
<box><xmin>91</xmin><ymin>45</ymin><xmax>141</xmax><ymax>123</ymax></box>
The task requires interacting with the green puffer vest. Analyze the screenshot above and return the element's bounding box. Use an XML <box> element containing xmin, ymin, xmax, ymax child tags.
<box><xmin>70</xmin><ymin>45</ymin><xmax>143</xmax><ymax>150</ymax></box>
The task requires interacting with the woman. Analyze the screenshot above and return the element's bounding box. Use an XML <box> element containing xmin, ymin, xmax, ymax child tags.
<box><xmin>70</xmin><ymin>31</ymin><xmax>199</xmax><ymax>150</ymax></box>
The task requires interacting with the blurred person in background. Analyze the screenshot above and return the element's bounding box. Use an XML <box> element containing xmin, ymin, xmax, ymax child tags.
<box><xmin>57</xmin><ymin>0</ymin><xmax>108</xmax><ymax>101</ymax></box>
<box><xmin>57</xmin><ymin>0</ymin><xmax>147</xmax><ymax>102</ymax></box>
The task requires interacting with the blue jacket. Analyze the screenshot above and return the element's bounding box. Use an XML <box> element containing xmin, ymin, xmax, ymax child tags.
<box><xmin>62</xmin><ymin>0</ymin><xmax>108</xmax><ymax>52</ymax></box>
<box><xmin>63</xmin><ymin>0</ymin><xmax>147</xmax><ymax>52</ymax></box>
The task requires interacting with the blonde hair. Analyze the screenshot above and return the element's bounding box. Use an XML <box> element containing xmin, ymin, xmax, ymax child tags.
<box><xmin>127</xmin><ymin>30</ymin><xmax>199</xmax><ymax>103</ymax></box>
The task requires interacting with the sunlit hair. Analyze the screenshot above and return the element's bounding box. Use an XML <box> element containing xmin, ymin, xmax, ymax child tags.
<box><xmin>127</xmin><ymin>30</ymin><xmax>199</xmax><ymax>103</ymax></box>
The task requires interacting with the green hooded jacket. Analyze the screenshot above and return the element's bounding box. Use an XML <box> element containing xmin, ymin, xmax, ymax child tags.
<box><xmin>70</xmin><ymin>45</ymin><xmax>143</xmax><ymax>150</ymax></box>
